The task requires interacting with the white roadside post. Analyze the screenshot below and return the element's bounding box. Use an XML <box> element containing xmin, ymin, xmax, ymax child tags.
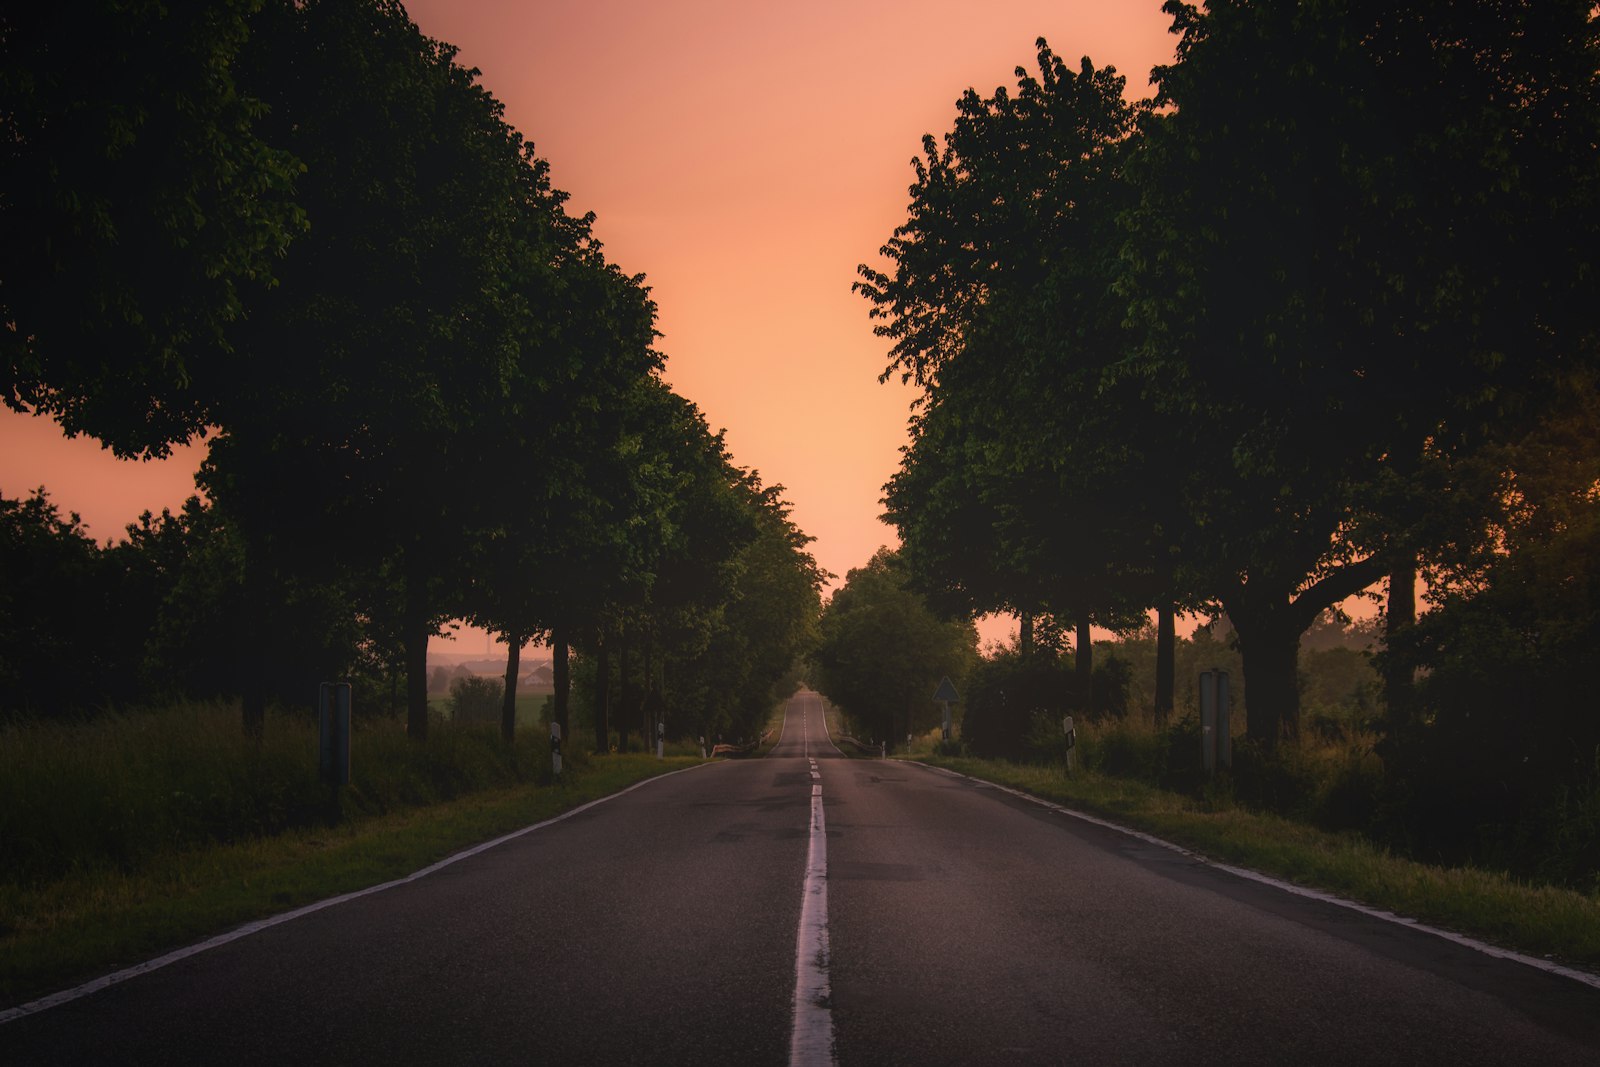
<box><xmin>699</xmin><ymin>735</ymin><xmax>707</xmax><ymax>759</ymax></box>
<box><xmin>657</xmin><ymin>720</ymin><xmax>665</xmax><ymax>759</ymax></box>
<box><xmin>549</xmin><ymin>721</ymin><xmax>562</xmax><ymax>777</ymax></box>
<box><xmin>1062</xmin><ymin>715</ymin><xmax>1077</xmax><ymax>774</ymax></box>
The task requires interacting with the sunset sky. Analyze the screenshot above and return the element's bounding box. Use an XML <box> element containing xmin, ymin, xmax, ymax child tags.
<box><xmin>0</xmin><ymin>1</ymin><xmax>1180</xmax><ymax>652</ymax></box>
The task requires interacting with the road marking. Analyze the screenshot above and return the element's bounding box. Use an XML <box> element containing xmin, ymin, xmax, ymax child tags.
<box><xmin>909</xmin><ymin>761</ymin><xmax>1600</xmax><ymax>992</ymax></box>
<box><xmin>789</xmin><ymin>741</ymin><xmax>836</xmax><ymax>1066</ymax></box>
<box><xmin>0</xmin><ymin>761</ymin><xmax>718</xmax><ymax>1025</ymax></box>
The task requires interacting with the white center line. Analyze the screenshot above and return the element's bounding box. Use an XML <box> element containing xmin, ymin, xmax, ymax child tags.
<box><xmin>789</xmin><ymin>697</ymin><xmax>837</xmax><ymax>1066</ymax></box>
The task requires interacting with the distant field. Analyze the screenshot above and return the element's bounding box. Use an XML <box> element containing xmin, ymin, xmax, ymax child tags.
<box><xmin>428</xmin><ymin>690</ymin><xmax>553</xmax><ymax>729</ymax></box>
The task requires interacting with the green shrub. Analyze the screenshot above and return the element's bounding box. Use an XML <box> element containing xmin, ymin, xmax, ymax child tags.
<box><xmin>447</xmin><ymin>675</ymin><xmax>503</xmax><ymax>724</ymax></box>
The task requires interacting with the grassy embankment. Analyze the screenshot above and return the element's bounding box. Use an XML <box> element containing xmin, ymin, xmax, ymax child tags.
<box><xmin>890</xmin><ymin>716</ymin><xmax>1600</xmax><ymax>973</ymax></box>
<box><xmin>0</xmin><ymin>703</ymin><xmax>708</xmax><ymax>1006</ymax></box>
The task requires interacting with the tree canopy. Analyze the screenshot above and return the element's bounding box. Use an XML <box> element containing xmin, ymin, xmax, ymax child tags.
<box><xmin>866</xmin><ymin>4</ymin><xmax>1600</xmax><ymax>749</ymax></box>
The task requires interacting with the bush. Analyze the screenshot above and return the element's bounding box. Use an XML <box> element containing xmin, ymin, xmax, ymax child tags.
<box><xmin>447</xmin><ymin>675</ymin><xmax>503</xmax><ymax>724</ymax></box>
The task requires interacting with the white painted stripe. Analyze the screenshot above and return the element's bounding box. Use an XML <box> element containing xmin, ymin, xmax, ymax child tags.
<box><xmin>789</xmin><ymin>777</ymin><xmax>836</xmax><ymax>1066</ymax></box>
<box><xmin>907</xmin><ymin>761</ymin><xmax>1600</xmax><ymax>992</ymax></box>
<box><xmin>0</xmin><ymin>760</ymin><xmax>718</xmax><ymax>1025</ymax></box>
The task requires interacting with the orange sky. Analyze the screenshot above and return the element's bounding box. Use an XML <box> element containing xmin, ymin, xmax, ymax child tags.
<box><xmin>0</xmin><ymin>1</ymin><xmax>1179</xmax><ymax>654</ymax></box>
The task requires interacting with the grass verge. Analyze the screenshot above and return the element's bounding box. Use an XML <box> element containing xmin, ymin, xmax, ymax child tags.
<box><xmin>912</xmin><ymin>754</ymin><xmax>1600</xmax><ymax>974</ymax></box>
<box><xmin>0</xmin><ymin>753</ymin><xmax>705</xmax><ymax>1008</ymax></box>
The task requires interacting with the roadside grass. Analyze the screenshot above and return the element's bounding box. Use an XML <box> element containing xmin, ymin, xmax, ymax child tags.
<box><xmin>753</xmin><ymin>702</ymin><xmax>788</xmax><ymax>758</ymax></box>
<box><xmin>818</xmin><ymin>695</ymin><xmax>878</xmax><ymax>757</ymax></box>
<box><xmin>0</xmin><ymin>702</ymin><xmax>706</xmax><ymax>1007</ymax></box>
<box><xmin>912</xmin><ymin>753</ymin><xmax>1600</xmax><ymax>973</ymax></box>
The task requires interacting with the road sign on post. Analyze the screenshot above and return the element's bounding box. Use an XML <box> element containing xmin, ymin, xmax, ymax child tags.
<box><xmin>318</xmin><ymin>682</ymin><xmax>351</xmax><ymax>787</ymax></box>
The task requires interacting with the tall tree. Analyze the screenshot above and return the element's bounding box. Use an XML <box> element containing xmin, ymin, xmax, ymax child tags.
<box><xmin>1118</xmin><ymin>0</ymin><xmax>1600</xmax><ymax>744</ymax></box>
<box><xmin>867</xmin><ymin>41</ymin><xmax>1172</xmax><ymax>708</ymax></box>
<box><xmin>2</xmin><ymin>1</ymin><xmax>304</xmax><ymax>456</ymax></box>
<box><xmin>200</xmin><ymin>0</ymin><xmax>541</xmax><ymax>735</ymax></box>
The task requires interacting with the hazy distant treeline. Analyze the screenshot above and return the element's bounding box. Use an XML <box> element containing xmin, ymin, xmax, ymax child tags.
<box><xmin>1</xmin><ymin>1</ymin><xmax>822</xmax><ymax>746</ymax></box>
<box><xmin>851</xmin><ymin>3</ymin><xmax>1600</xmax><ymax>888</ymax></box>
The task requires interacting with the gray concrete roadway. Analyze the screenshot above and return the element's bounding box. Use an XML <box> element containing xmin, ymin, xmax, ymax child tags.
<box><xmin>3</xmin><ymin>690</ymin><xmax>1597</xmax><ymax>1065</ymax></box>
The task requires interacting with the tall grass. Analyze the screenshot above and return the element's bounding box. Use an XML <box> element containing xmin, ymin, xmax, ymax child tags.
<box><xmin>0</xmin><ymin>702</ymin><xmax>556</xmax><ymax>888</ymax></box>
<box><xmin>914</xmin><ymin>752</ymin><xmax>1600</xmax><ymax>969</ymax></box>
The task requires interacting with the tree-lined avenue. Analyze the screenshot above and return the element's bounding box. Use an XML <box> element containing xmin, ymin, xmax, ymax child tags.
<box><xmin>4</xmin><ymin>694</ymin><xmax>1597</xmax><ymax>1064</ymax></box>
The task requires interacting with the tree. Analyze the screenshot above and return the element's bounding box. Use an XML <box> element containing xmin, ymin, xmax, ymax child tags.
<box><xmin>463</xmin><ymin>246</ymin><xmax>662</xmax><ymax>744</ymax></box>
<box><xmin>1117</xmin><ymin>0</ymin><xmax>1600</xmax><ymax>744</ymax></box>
<box><xmin>867</xmin><ymin>40</ymin><xmax>1171</xmax><ymax>711</ymax></box>
<box><xmin>811</xmin><ymin>549</ymin><xmax>978</xmax><ymax>751</ymax></box>
<box><xmin>0</xmin><ymin>489</ymin><xmax>109</xmax><ymax>715</ymax></box>
<box><xmin>199</xmin><ymin>0</ymin><xmax>543</xmax><ymax>735</ymax></box>
<box><xmin>1375</xmin><ymin>380</ymin><xmax>1600</xmax><ymax>885</ymax></box>
<box><xmin>2</xmin><ymin>1</ymin><xmax>304</xmax><ymax>456</ymax></box>
<box><xmin>659</xmin><ymin>474</ymin><xmax>825</xmax><ymax>746</ymax></box>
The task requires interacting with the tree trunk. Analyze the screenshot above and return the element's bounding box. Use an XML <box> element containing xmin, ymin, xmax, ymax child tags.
<box><xmin>641</xmin><ymin>632</ymin><xmax>654</xmax><ymax>745</ymax></box>
<box><xmin>1075</xmin><ymin>614</ymin><xmax>1093</xmax><ymax>709</ymax></box>
<box><xmin>617</xmin><ymin>632</ymin><xmax>633</xmax><ymax>752</ymax></box>
<box><xmin>404</xmin><ymin>617</ymin><xmax>430</xmax><ymax>742</ymax></box>
<box><xmin>1232</xmin><ymin>611</ymin><xmax>1299</xmax><ymax>749</ymax></box>
<box><xmin>1154</xmin><ymin>600</ymin><xmax>1175</xmax><ymax>723</ymax></box>
<box><xmin>552</xmin><ymin>627</ymin><xmax>570</xmax><ymax>743</ymax></box>
<box><xmin>1383</xmin><ymin>560</ymin><xmax>1417</xmax><ymax>730</ymax></box>
<box><xmin>594</xmin><ymin>631</ymin><xmax>611</xmax><ymax>754</ymax></box>
<box><xmin>1019</xmin><ymin>610</ymin><xmax>1034</xmax><ymax>661</ymax></box>
<box><xmin>500</xmin><ymin>632</ymin><xmax>521</xmax><ymax>744</ymax></box>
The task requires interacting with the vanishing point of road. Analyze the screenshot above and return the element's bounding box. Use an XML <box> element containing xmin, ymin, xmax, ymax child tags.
<box><xmin>4</xmin><ymin>691</ymin><xmax>1598</xmax><ymax>1065</ymax></box>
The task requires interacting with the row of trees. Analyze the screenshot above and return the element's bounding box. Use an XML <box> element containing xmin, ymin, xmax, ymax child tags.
<box><xmin>863</xmin><ymin>0</ymin><xmax>1600</xmax><ymax>748</ymax></box>
<box><xmin>2</xmin><ymin>0</ymin><xmax>822</xmax><ymax>742</ymax></box>
<box><xmin>860</xmin><ymin>1</ymin><xmax>1600</xmax><ymax>879</ymax></box>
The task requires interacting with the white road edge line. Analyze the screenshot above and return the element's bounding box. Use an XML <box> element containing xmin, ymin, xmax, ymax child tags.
<box><xmin>814</xmin><ymin>693</ymin><xmax>844</xmax><ymax>756</ymax></box>
<box><xmin>0</xmin><ymin>760</ymin><xmax>718</xmax><ymax>1026</ymax></box>
<box><xmin>908</xmin><ymin>760</ymin><xmax>1600</xmax><ymax>992</ymax></box>
<box><xmin>789</xmin><ymin>696</ymin><xmax>837</xmax><ymax>1067</ymax></box>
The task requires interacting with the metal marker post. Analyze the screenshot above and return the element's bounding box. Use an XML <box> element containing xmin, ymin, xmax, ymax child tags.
<box><xmin>1199</xmin><ymin>671</ymin><xmax>1218</xmax><ymax>775</ymax></box>
<box><xmin>1215</xmin><ymin>670</ymin><xmax>1232</xmax><ymax>770</ymax></box>
<box><xmin>318</xmin><ymin>682</ymin><xmax>351</xmax><ymax>788</ymax></box>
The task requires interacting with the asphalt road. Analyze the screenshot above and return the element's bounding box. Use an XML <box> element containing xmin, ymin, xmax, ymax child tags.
<box><xmin>4</xmin><ymin>691</ymin><xmax>1598</xmax><ymax>1065</ymax></box>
